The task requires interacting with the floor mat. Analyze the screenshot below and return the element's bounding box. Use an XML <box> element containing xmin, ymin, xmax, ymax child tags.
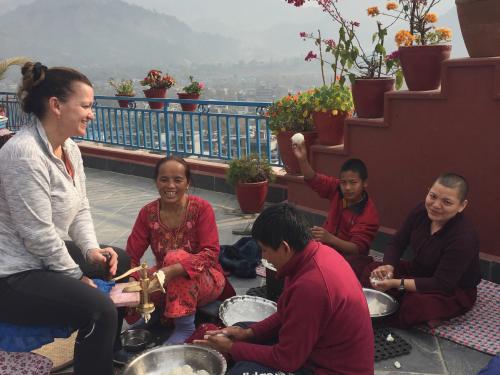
<box><xmin>374</xmin><ymin>327</ymin><xmax>411</xmax><ymax>362</ymax></box>
<box><xmin>418</xmin><ymin>279</ymin><xmax>499</xmax><ymax>356</ymax></box>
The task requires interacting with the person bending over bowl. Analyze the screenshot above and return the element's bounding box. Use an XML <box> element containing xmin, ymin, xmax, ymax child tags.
<box><xmin>363</xmin><ymin>173</ymin><xmax>480</xmax><ymax>328</ymax></box>
<box><xmin>196</xmin><ymin>203</ymin><xmax>374</xmax><ymax>375</ymax></box>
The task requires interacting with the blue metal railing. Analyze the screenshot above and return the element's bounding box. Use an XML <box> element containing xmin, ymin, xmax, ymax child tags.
<box><xmin>0</xmin><ymin>93</ymin><xmax>281</xmax><ymax>166</ymax></box>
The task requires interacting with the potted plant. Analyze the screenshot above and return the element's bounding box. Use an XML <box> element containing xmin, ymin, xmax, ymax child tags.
<box><xmin>140</xmin><ymin>69</ymin><xmax>175</xmax><ymax>110</ymax></box>
<box><xmin>177</xmin><ymin>76</ymin><xmax>204</xmax><ymax>112</ymax></box>
<box><xmin>349</xmin><ymin>17</ymin><xmax>403</xmax><ymax>118</ymax></box>
<box><xmin>372</xmin><ymin>1</ymin><xmax>452</xmax><ymax>91</ymax></box>
<box><xmin>108</xmin><ymin>79</ymin><xmax>135</xmax><ymax>108</ymax></box>
<box><xmin>456</xmin><ymin>0</ymin><xmax>500</xmax><ymax>58</ymax></box>
<box><xmin>226</xmin><ymin>154</ymin><xmax>275</xmax><ymax>213</ymax></box>
<box><xmin>267</xmin><ymin>92</ymin><xmax>317</xmax><ymax>174</ymax></box>
<box><xmin>294</xmin><ymin>2</ymin><xmax>401</xmax><ymax>120</ymax></box>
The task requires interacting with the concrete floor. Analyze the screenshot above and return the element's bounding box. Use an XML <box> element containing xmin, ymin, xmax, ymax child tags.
<box><xmin>58</xmin><ymin>168</ymin><xmax>494</xmax><ymax>374</ymax></box>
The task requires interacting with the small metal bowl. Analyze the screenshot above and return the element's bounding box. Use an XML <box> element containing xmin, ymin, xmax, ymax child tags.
<box><xmin>363</xmin><ymin>288</ymin><xmax>399</xmax><ymax>319</ymax></box>
<box><xmin>122</xmin><ymin>344</ymin><xmax>227</xmax><ymax>375</ymax></box>
<box><xmin>219</xmin><ymin>295</ymin><xmax>277</xmax><ymax>326</ymax></box>
<box><xmin>121</xmin><ymin>329</ymin><xmax>152</xmax><ymax>353</ymax></box>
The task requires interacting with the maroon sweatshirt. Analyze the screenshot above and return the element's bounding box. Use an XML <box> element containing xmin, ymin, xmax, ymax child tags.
<box><xmin>384</xmin><ymin>202</ymin><xmax>481</xmax><ymax>293</ymax></box>
<box><xmin>230</xmin><ymin>241</ymin><xmax>374</xmax><ymax>375</ymax></box>
<box><xmin>306</xmin><ymin>173</ymin><xmax>380</xmax><ymax>255</ymax></box>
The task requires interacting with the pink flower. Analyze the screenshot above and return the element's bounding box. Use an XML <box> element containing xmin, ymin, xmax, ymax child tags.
<box><xmin>199</xmin><ymin>82</ymin><xmax>205</xmax><ymax>89</ymax></box>
<box><xmin>287</xmin><ymin>0</ymin><xmax>306</xmax><ymax>6</ymax></box>
<box><xmin>386</xmin><ymin>50</ymin><xmax>400</xmax><ymax>61</ymax></box>
<box><xmin>305</xmin><ymin>51</ymin><xmax>317</xmax><ymax>61</ymax></box>
<box><xmin>299</xmin><ymin>31</ymin><xmax>307</xmax><ymax>38</ymax></box>
<box><xmin>324</xmin><ymin>39</ymin><xmax>336</xmax><ymax>48</ymax></box>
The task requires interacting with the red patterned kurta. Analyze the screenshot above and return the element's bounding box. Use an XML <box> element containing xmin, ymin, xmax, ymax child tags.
<box><xmin>126</xmin><ymin>195</ymin><xmax>225</xmax><ymax>318</ymax></box>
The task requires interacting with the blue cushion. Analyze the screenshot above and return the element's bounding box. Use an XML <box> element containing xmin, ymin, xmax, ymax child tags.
<box><xmin>0</xmin><ymin>279</ymin><xmax>115</xmax><ymax>352</ymax></box>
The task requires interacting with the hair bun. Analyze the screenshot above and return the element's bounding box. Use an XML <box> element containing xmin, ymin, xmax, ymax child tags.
<box><xmin>32</xmin><ymin>62</ymin><xmax>47</xmax><ymax>86</ymax></box>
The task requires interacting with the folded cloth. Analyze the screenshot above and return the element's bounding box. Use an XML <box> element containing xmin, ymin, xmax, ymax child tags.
<box><xmin>0</xmin><ymin>278</ymin><xmax>113</xmax><ymax>352</ymax></box>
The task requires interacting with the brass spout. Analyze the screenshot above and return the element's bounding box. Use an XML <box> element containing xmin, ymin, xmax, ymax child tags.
<box><xmin>113</xmin><ymin>262</ymin><xmax>166</xmax><ymax>322</ymax></box>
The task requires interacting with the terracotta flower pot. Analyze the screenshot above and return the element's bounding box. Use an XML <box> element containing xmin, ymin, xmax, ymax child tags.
<box><xmin>115</xmin><ymin>94</ymin><xmax>133</xmax><ymax>109</ymax></box>
<box><xmin>276</xmin><ymin>130</ymin><xmax>318</xmax><ymax>175</ymax></box>
<box><xmin>456</xmin><ymin>0</ymin><xmax>500</xmax><ymax>58</ymax></box>
<box><xmin>235</xmin><ymin>180</ymin><xmax>268</xmax><ymax>213</ymax></box>
<box><xmin>177</xmin><ymin>92</ymin><xmax>200</xmax><ymax>112</ymax></box>
<box><xmin>143</xmin><ymin>88</ymin><xmax>167</xmax><ymax>110</ymax></box>
<box><xmin>398</xmin><ymin>45</ymin><xmax>452</xmax><ymax>91</ymax></box>
<box><xmin>312</xmin><ymin>111</ymin><xmax>348</xmax><ymax>145</ymax></box>
<box><xmin>352</xmin><ymin>78</ymin><xmax>395</xmax><ymax>118</ymax></box>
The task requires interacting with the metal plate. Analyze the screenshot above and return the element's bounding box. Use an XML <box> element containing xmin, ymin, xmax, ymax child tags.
<box><xmin>219</xmin><ymin>295</ymin><xmax>277</xmax><ymax>326</ymax></box>
<box><xmin>363</xmin><ymin>288</ymin><xmax>399</xmax><ymax>318</ymax></box>
<box><xmin>122</xmin><ymin>344</ymin><xmax>227</xmax><ymax>375</ymax></box>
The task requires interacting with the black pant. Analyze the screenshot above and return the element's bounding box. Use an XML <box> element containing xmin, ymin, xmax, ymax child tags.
<box><xmin>0</xmin><ymin>242</ymin><xmax>130</xmax><ymax>375</ymax></box>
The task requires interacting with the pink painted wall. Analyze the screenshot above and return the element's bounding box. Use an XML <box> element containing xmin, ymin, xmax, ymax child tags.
<box><xmin>288</xmin><ymin>57</ymin><xmax>500</xmax><ymax>257</ymax></box>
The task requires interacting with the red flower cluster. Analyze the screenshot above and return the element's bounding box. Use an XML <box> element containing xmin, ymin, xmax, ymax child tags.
<box><xmin>287</xmin><ymin>0</ymin><xmax>307</xmax><ymax>6</ymax></box>
<box><xmin>305</xmin><ymin>51</ymin><xmax>317</xmax><ymax>61</ymax></box>
<box><xmin>140</xmin><ymin>69</ymin><xmax>175</xmax><ymax>90</ymax></box>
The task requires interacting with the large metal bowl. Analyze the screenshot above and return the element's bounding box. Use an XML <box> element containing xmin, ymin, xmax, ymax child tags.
<box><xmin>122</xmin><ymin>344</ymin><xmax>227</xmax><ymax>375</ymax></box>
<box><xmin>219</xmin><ymin>295</ymin><xmax>277</xmax><ymax>326</ymax></box>
<box><xmin>363</xmin><ymin>288</ymin><xmax>399</xmax><ymax>318</ymax></box>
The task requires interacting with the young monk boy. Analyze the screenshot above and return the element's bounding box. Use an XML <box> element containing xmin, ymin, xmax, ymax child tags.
<box><xmin>292</xmin><ymin>141</ymin><xmax>379</xmax><ymax>275</ymax></box>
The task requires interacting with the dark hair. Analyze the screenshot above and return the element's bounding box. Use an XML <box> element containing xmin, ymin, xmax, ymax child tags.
<box><xmin>435</xmin><ymin>173</ymin><xmax>468</xmax><ymax>202</ymax></box>
<box><xmin>17</xmin><ymin>62</ymin><xmax>92</xmax><ymax>119</ymax></box>
<box><xmin>340</xmin><ymin>158</ymin><xmax>368</xmax><ymax>181</ymax></box>
<box><xmin>251</xmin><ymin>203</ymin><xmax>312</xmax><ymax>252</ymax></box>
<box><xmin>153</xmin><ymin>156</ymin><xmax>191</xmax><ymax>183</ymax></box>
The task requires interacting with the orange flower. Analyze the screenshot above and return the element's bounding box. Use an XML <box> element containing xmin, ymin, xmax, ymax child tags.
<box><xmin>367</xmin><ymin>6</ymin><xmax>379</xmax><ymax>17</ymax></box>
<box><xmin>424</xmin><ymin>13</ymin><xmax>438</xmax><ymax>23</ymax></box>
<box><xmin>386</xmin><ymin>2</ymin><xmax>397</xmax><ymax>10</ymax></box>
<box><xmin>395</xmin><ymin>30</ymin><xmax>415</xmax><ymax>47</ymax></box>
<box><xmin>436</xmin><ymin>27</ymin><xmax>452</xmax><ymax>41</ymax></box>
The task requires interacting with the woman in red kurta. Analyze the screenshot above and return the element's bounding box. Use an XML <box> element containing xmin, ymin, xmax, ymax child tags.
<box><xmin>126</xmin><ymin>156</ymin><xmax>225</xmax><ymax>344</ymax></box>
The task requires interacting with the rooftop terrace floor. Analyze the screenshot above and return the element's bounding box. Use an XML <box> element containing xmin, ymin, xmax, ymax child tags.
<box><xmin>57</xmin><ymin>168</ymin><xmax>494</xmax><ymax>374</ymax></box>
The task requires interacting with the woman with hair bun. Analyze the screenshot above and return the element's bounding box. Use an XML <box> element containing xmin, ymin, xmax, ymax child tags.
<box><xmin>0</xmin><ymin>62</ymin><xmax>130</xmax><ymax>374</ymax></box>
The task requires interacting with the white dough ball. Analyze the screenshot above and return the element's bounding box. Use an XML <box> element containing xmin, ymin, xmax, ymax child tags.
<box><xmin>291</xmin><ymin>132</ymin><xmax>305</xmax><ymax>145</ymax></box>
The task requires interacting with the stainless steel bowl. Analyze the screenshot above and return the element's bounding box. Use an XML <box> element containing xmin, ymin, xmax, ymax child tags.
<box><xmin>121</xmin><ymin>329</ymin><xmax>152</xmax><ymax>353</ymax></box>
<box><xmin>219</xmin><ymin>295</ymin><xmax>277</xmax><ymax>326</ymax></box>
<box><xmin>122</xmin><ymin>344</ymin><xmax>227</xmax><ymax>375</ymax></box>
<box><xmin>363</xmin><ymin>288</ymin><xmax>399</xmax><ymax>318</ymax></box>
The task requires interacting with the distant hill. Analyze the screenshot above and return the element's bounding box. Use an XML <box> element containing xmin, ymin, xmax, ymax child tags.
<box><xmin>0</xmin><ymin>0</ymin><xmax>242</xmax><ymax>74</ymax></box>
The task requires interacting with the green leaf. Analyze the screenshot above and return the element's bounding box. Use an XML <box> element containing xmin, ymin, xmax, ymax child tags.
<box><xmin>395</xmin><ymin>71</ymin><xmax>404</xmax><ymax>90</ymax></box>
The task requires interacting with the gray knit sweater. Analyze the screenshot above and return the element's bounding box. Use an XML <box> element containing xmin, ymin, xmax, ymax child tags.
<box><xmin>0</xmin><ymin>122</ymin><xmax>99</xmax><ymax>279</ymax></box>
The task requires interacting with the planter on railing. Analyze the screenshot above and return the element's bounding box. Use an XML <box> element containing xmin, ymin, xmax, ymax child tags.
<box><xmin>143</xmin><ymin>88</ymin><xmax>167</xmax><ymax>110</ymax></box>
<box><xmin>177</xmin><ymin>93</ymin><xmax>200</xmax><ymax>112</ymax></box>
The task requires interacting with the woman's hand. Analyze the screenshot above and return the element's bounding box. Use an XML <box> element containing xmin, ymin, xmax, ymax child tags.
<box><xmin>81</xmin><ymin>275</ymin><xmax>97</xmax><ymax>288</ymax></box>
<box><xmin>87</xmin><ymin>247</ymin><xmax>118</xmax><ymax>277</ymax></box>
<box><xmin>370</xmin><ymin>265</ymin><xmax>394</xmax><ymax>281</ymax></box>
<box><xmin>371</xmin><ymin>278</ymin><xmax>398</xmax><ymax>292</ymax></box>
